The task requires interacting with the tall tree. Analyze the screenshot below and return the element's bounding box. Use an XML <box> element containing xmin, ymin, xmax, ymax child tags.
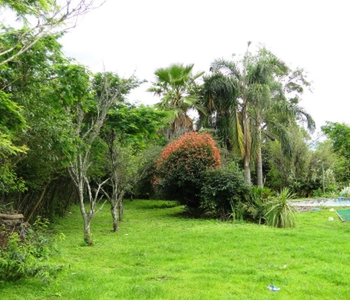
<box><xmin>148</xmin><ymin>64</ymin><xmax>204</xmax><ymax>139</ymax></box>
<box><xmin>68</xmin><ymin>71</ymin><xmax>139</xmax><ymax>245</ymax></box>
<box><xmin>0</xmin><ymin>33</ymin><xmax>72</xmax><ymax>205</ymax></box>
<box><xmin>207</xmin><ymin>45</ymin><xmax>315</xmax><ymax>186</ymax></box>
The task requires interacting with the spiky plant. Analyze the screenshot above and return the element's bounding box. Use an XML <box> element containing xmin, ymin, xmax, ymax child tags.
<box><xmin>265</xmin><ymin>187</ymin><xmax>296</xmax><ymax>228</ymax></box>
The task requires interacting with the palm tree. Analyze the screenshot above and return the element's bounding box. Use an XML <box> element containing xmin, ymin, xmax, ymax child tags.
<box><xmin>200</xmin><ymin>72</ymin><xmax>242</xmax><ymax>152</ymax></box>
<box><xmin>250</xmin><ymin>62</ymin><xmax>315</xmax><ymax>187</ymax></box>
<box><xmin>148</xmin><ymin>64</ymin><xmax>204</xmax><ymax>140</ymax></box>
<box><xmin>203</xmin><ymin>45</ymin><xmax>315</xmax><ymax>186</ymax></box>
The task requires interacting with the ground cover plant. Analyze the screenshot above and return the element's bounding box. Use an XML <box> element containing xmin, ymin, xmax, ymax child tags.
<box><xmin>1</xmin><ymin>200</ymin><xmax>350</xmax><ymax>299</ymax></box>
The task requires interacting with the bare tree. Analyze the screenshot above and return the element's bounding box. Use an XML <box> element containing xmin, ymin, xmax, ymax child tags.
<box><xmin>0</xmin><ymin>0</ymin><xmax>105</xmax><ymax>66</ymax></box>
<box><xmin>69</xmin><ymin>72</ymin><xmax>139</xmax><ymax>245</ymax></box>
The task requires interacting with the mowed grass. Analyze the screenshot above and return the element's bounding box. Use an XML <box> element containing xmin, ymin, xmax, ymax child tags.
<box><xmin>1</xmin><ymin>200</ymin><xmax>350</xmax><ymax>299</ymax></box>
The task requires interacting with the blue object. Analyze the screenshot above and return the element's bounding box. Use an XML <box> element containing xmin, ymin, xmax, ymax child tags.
<box><xmin>268</xmin><ymin>285</ymin><xmax>280</xmax><ymax>291</ymax></box>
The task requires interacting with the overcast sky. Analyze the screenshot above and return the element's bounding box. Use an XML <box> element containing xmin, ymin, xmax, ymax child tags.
<box><xmin>61</xmin><ymin>0</ymin><xmax>350</xmax><ymax>136</ymax></box>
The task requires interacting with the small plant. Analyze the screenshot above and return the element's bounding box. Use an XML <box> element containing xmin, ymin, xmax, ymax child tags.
<box><xmin>245</xmin><ymin>186</ymin><xmax>274</xmax><ymax>224</ymax></box>
<box><xmin>265</xmin><ymin>188</ymin><xmax>296</xmax><ymax>228</ymax></box>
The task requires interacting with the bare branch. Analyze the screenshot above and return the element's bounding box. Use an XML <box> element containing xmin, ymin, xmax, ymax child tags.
<box><xmin>0</xmin><ymin>0</ymin><xmax>106</xmax><ymax>66</ymax></box>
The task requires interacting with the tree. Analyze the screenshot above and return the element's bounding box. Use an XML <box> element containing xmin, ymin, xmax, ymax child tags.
<box><xmin>106</xmin><ymin>103</ymin><xmax>168</xmax><ymax>151</ymax></box>
<box><xmin>322</xmin><ymin>122</ymin><xmax>350</xmax><ymax>184</ymax></box>
<box><xmin>0</xmin><ymin>0</ymin><xmax>105</xmax><ymax>66</ymax></box>
<box><xmin>101</xmin><ymin>103</ymin><xmax>168</xmax><ymax>231</ymax></box>
<box><xmin>68</xmin><ymin>71</ymin><xmax>139</xmax><ymax>245</ymax></box>
<box><xmin>264</xmin><ymin>125</ymin><xmax>337</xmax><ymax>197</ymax></box>
<box><xmin>207</xmin><ymin>45</ymin><xmax>314</xmax><ymax>186</ymax></box>
<box><xmin>200</xmin><ymin>72</ymin><xmax>240</xmax><ymax>152</ymax></box>
<box><xmin>0</xmin><ymin>33</ymin><xmax>73</xmax><ymax>206</ymax></box>
<box><xmin>148</xmin><ymin>64</ymin><xmax>204</xmax><ymax>139</ymax></box>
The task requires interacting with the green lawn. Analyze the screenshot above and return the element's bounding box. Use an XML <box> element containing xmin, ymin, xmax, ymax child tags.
<box><xmin>1</xmin><ymin>200</ymin><xmax>350</xmax><ymax>299</ymax></box>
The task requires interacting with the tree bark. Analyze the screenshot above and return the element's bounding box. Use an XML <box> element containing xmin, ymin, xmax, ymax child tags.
<box><xmin>118</xmin><ymin>199</ymin><xmax>123</xmax><ymax>222</ymax></box>
<box><xmin>83</xmin><ymin>217</ymin><xmax>93</xmax><ymax>246</ymax></box>
<box><xmin>256</xmin><ymin>115</ymin><xmax>264</xmax><ymax>187</ymax></box>
<box><xmin>242</xmin><ymin>106</ymin><xmax>252</xmax><ymax>185</ymax></box>
<box><xmin>111</xmin><ymin>203</ymin><xmax>118</xmax><ymax>232</ymax></box>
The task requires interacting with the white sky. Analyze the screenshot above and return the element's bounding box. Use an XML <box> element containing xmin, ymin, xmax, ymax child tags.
<box><xmin>61</xmin><ymin>0</ymin><xmax>350</xmax><ymax>135</ymax></box>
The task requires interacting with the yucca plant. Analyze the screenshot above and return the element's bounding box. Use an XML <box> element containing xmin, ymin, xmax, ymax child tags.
<box><xmin>265</xmin><ymin>188</ymin><xmax>296</xmax><ymax>228</ymax></box>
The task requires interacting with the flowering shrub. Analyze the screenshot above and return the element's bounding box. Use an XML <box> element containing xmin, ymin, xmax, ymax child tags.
<box><xmin>154</xmin><ymin>132</ymin><xmax>220</xmax><ymax>212</ymax></box>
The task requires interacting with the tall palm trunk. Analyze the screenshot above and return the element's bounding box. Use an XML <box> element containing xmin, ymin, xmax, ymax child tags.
<box><xmin>256</xmin><ymin>113</ymin><xmax>264</xmax><ymax>187</ymax></box>
<box><xmin>242</xmin><ymin>106</ymin><xmax>252</xmax><ymax>185</ymax></box>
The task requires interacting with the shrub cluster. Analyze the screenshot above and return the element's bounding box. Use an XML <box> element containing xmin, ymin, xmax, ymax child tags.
<box><xmin>201</xmin><ymin>167</ymin><xmax>251</xmax><ymax>220</ymax></box>
<box><xmin>0</xmin><ymin>217</ymin><xmax>63</xmax><ymax>281</ymax></box>
<box><xmin>154</xmin><ymin>132</ymin><xmax>296</xmax><ymax>226</ymax></box>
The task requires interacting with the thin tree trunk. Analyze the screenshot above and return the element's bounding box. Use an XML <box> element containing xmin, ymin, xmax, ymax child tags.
<box><xmin>243</xmin><ymin>106</ymin><xmax>252</xmax><ymax>185</ymax></box>
<box><xmin>256</xmin><ymin>145</ymin><xmax>263</xmax><ymax>187</ymax></box>
<box><xmin>83</xmin><ymin>216</ymin><xmax>93</xmax><ymax>246</ymax></box>
<box><xmin>256</xmin><ymin>115</ymin><xmax>264</xmax><ymax>187</ymax></box>
<box><xmin>111</xmin><ymin>202</ymin><xmax>118</xmax><ymax>232</ymax></box>
<box><xmin>118</xmin><ymin>198</ymin><xmax>123</xmax><ymax>222</ymax></box>
<box><xmin>24</xmin><ymin>181</ymin><xmax>50</xmax><ymax>223</ymax></box>
<box><xmin>244</xmin><ymin>162</ymin><xmax>251</xmax><ymax>185</ymax></box>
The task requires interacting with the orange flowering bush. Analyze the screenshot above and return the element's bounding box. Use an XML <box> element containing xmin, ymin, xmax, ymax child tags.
<box><xmin>154</xmin><ymin>132</ymin><xmax>221</xmax><ymax>212</ymax></box>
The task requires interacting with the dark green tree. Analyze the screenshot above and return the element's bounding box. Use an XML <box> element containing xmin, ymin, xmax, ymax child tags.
<box><xmin>322</xmin><ymin>122</ymin><xmax>350</xmax><ymax>184</ymax></box>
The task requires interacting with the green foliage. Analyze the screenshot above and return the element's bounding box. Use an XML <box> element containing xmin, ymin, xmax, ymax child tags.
<box><xmin>201</xmin><ymin>167</ymin><xmax>251</xmax><ymax>220</ymax></box>
<box><xmin>155</xmin><ymin>132</ymin><xmax>220</xmax><ymax>212</ymax></box>
<box><xmin>0</xmin><ymin>217</ymin><xmax>63</xmax><ymax>282</ymax></box>
<box><xmin>322</xmin><ymin>122</ymin><xmax>350</xmax><ymax>158</ymax></box>
<box><xmin>0</xmin><ymin>0</ymin><xmax>53</xmax><ymax>17</ymax></box>
<box><xmin>148</xmin><ymin>63</ymin><xmax>204</xmax><ymax>138</ymax></box>
<box><xmin>265</xmin><ymin>188</ymin><xmax>296</xmax><ymax>228</ymax></box>
<box><xmin>245</xmin><ymin>186</ymin><xmax>274</xmax><ymax>223</ymax></box>
<box><xmin>203</xmin><ymin>46</ymin><xmax>314</xmax><ymax>186</ymax></box>
<box><xmin>322</xmin><ymin>122</ymin><xmax>350</xmax><ymax>184</ymax></box>
<box><xmin>264</xmin><ymin>126</ymin><xmax>339</xmax><ymax>197</ymax></box>
<box><xmin>133</xmin><ymin>145</ymin><xmax>164</xmax><ymax>198</ymax></box>
<box><xmin>106</xmin><ymin>103</ymin><xmax>168</xmax><ymax>151</ymax></box>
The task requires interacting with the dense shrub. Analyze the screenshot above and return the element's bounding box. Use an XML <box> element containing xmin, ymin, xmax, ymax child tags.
<box><xmin>244</xmin><ymin>186</ymin><xmax>274</xmax><ymax>224</ymax></box>
<box><xmin>201</xmin><ymin>167</ymin><xmax>251</xmax><ymax>220</ymax></box>
<box><xmin>0</xmin><ymin>217</ymin><xmax>63</xmax><ymax>281</ymax></box>
<box><xmin>155</xmin><ymin>132</ymin><xmax>220</xmax><ymax>212</ymax></box>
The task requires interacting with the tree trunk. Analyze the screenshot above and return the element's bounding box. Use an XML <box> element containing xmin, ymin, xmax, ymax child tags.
<box><xmin>256</xmin><ymin>116</ymin><xmax>264</xmax><ymax>187</ymax></box>
<box><xmin>118</xmin><ymin>199</ymin><xmax>123</xmax><ymax>222</ymax></box>
<box><xmin>244</xmin><ymin>161</ymin><xmax>251</xmax><ymax>185</ymax></box>
<box><xmin>83</xmin><ymin>216</ymin><xmax>93</xmax><ymax>246</ymax></box>
<box><xmin>242</xmin><ymin>106</ymin><xmax>252</xmax><ymax>185</ymax></box>
<box><xmin>256</xmin><ymin>145</ymin><xmax>263</xmax><ymax>187</ymax></box>
<box><xmin>24</xmin><ymin>181</ymin><xmax>50</xmax><ymax>223</ymax></box>
<box><xmin>111</xmin><ymin>203</ymin><xmax>118</xmax><ymax>232</ymax></box>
